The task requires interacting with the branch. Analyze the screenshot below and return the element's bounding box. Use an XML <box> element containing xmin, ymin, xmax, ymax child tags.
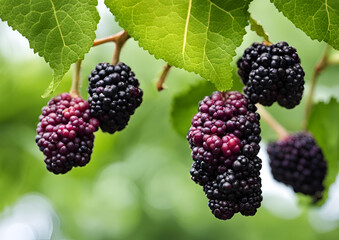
<box><xmin>256</xmin><ymin>104</ymin><xmax>289</xmax><ymax>140</ymax></box>
<box><xmin>157</xmin><ymin>63</ymin><xmax>172</xmax><ymax>91</ymax></box>
<box><xmin>303</xmin><ymin>45</ymin><xmax>331</xmax><ymax>130</ymax></box>
<box><xmin>93</xmin><ymin>30</ymin><xmax>128</xmax><ymax>46</ymax></box>
<box><xmin>69</xmin><ymin>60</ymin><xmax>82</xmax><ymax>98</ymax></box>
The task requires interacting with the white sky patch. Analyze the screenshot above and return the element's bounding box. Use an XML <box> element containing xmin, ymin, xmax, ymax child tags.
<box><xmin>0</xmin><ymin>194</ymin><xmax>62</xmax><ymax>240</ymax></box>
<box><xmin>308</xmin><ymin>175</ymin><xmax>339</xmax><ymax>232</ymax></box>
<box><xmin>0</xmin><ymin>22</ymin><xmax>35</xmax><ymax>61</ymax></box>
<box><xmin>0</xmin><ymin>0</ymin><xmax>115</xmax><ymax>62</ymax></box>
<box><xmin>260</xmin><ymin>142</ymin><xmax>339</xmax><ymax>231</ymax></box>
<box><xmin>96</xmin><ymin>0</ymin><xmax>119</xmax><ymax>38</ymax></box>
<box><xmin>312</xmin><ymin>85</ymin><xmax>339</xmax><ymax>102</ymax></box>
<box><xmin>260</xmin><ymin>143</ymin><xmax>302</xmax><ymax>219</ymax></box>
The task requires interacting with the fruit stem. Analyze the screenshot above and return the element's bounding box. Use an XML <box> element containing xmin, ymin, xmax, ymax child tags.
<box><xmin>263</xmin><ymin>40</ymin><xmax>272</xmax><ymax>46</ymax></box>
<box><xmin>69</xmin><ymin>60</ymin><xmax>82</xmax><ymax>98</ymax></box>
<box><xmin>256</xmin><ymin>104</ymin><xmax>289</xmax><ymax>140</ymax></box>
<box><xmin>303</xmin><ymin>45</ymin><xmax>331</xmax><ymax>130</ymax></box>
<box><xmin>93</xmin><ymin>30</ymin><xmax>130</xmax><ymax>65</ymax></box>
<box><xmin>112</xmin><ymin>31</ymin><xmax>130</xmax><ymax>65</ymax></box>
<box><xmin>157</xmin><ymin>63</ymin><xmax>172</xmax><ymax>91</ymax></box>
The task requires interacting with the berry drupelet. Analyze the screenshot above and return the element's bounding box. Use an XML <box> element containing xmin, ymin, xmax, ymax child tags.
<box><xmin>88</xmin><ymin>62</ymin><xmax>143</xmax><ymax>133</ymax></box>
<box><xmin>187</xmin><ymin>91</ymin><xmax>263</xmax><ymax>220</ymax></box>
<box><xmin>237</xmin><ymin>41</ymin><xmax>305</xmax><ymax>109</ymax></box>
<box><xmin>36</xmin><ymin>93</ymin><xmax>99</xmax><ymax>174</ymax></box>
<box><xmin>267</xmin><ymin>132</ymin><xmax>327</xmax><ymax>199</ymax></box>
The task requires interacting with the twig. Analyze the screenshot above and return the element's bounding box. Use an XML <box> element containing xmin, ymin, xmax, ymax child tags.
<box><xmin>93</xmin><ymin>30</ymin><xmax>130</xmax><ymax>65</ymax></box>
<box><xmin>69</xmin><ymin>60</ymin><xmax>82</xmax><ymax>98</ymax></box>
<box><xmin>303</xmin><ymin>45</ymin><xmax>331</xmax><ymax>130</ymax></box>
<box><xmin>93</xmin><ymin>30</ymin><xmax>127</xmax><ymax>46</ymax></box>
<box><xmin>256</xmin><ymin>104</ymin><xmax>289</xmax><ymax>140</ymax></box>
<box><xmin>157</xmin><ymin>63</ymin><xmax>172</xmax><ymax>91</ymax></box>
<box><xmin>112</xmin><ymin>31</ymin><xmax>130</xmax><ymax>65</ymax></box>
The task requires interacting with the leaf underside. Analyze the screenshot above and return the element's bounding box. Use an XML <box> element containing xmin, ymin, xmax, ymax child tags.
<box><xmin>249</xmin><ymin>16</ymin><xmax>270</xmax><ymax>42</ymax></box>
<box><xmin>105</xmin><ymin>0</ymin><xmax>251</xmax><ymax>91</ymax></box>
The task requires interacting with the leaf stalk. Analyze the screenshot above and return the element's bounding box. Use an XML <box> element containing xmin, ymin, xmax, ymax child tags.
<box><xmin>69</xmin><ymin>60</ymin><xmax>82</xmax><ymax>98</ymax></box>
<box><xmin>157</xmin><ymin>63</ymin><xmax>172</xmax><ymax>91</ymax></box>
<box><xmin>93</xmin><ymin>30</ymin><xmax>130</xmax><ymax>65</ymax></box>
<box><xmin>303</xmin><ymin>45</ymin><xmax>331</xmax><ymax>130</ymax></box>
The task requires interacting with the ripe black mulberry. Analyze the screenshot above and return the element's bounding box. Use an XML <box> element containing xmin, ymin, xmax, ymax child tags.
<box><xmin>237</xmin><ymin>41</ymin><xmax>305</xmax><ymax>109</ymax></box>
<box><xmin>267</xmin><ymin>132</ymin><xmax>327</xmax><ymax>198</ymax></box>
<box><xmin>88</xmin><ymin>62</ymin><xmax>143</xmax><ymax>133</ymax></box>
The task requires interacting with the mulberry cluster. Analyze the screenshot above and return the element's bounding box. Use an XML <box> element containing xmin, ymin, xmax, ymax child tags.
<box><xmin>237</xmin><ymin>41</ymin><xmax>305</xmax><ymax>109</ymax></box>
<box><xmin>36</xmin><ymin>93</ymin><xmax>99</xmax><ymax>174</ymax></box>
<box><xmin>187</xmin><ymin>91</ymin><xmax>263</xmax><ymax>220</ymax></box>
<box><xmin>267</xmin><ymin>132</ymin><xmax>327</xmax><ymax>198</ymax></box>
<box><xmin>88</xmin><ymin>62</ymin><xmax>143</xmax><ymax>133</ymax></box>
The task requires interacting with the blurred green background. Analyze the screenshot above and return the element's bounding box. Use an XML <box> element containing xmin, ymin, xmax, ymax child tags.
<box><xmin>1</xmin><ymin>0</ymin><xmax>339</xmax><ymax>239</ymax></box>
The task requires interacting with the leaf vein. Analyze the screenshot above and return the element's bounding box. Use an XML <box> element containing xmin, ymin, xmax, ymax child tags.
<box><xmin>49</xmin><ymin>0</ymin><xmax>66</xmax><ymax>47</ymax></box>
<box><xmin>325</xmin><ymin>0</ymin><xmax>331</xmax><ymax>35</ymax></box>
<box><xmin>208</xmin><ymin>0</ymin><xmax>234</xmax><ymax>20</ymax></box>
<box><xmin>182</xmin><ymin>0</ymin><xmax>192</xmax><ymax>63</ymax></box>
<box><xmin>203</xmin><ymin>2</ymin><xmax>217</xmax><ymax>78</ymax></box>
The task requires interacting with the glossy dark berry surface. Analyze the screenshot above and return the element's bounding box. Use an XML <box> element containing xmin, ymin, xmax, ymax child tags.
<box><xmin>187</xmin><ymin>91</ymin><xmax>262</xmax><ymax>220</ymax></box>
<box><xmin>267</xmin><ymin>132</ymin><xmax>327</xmax><ymax>198</ymax></box>
<box><xmin>203</xmin><ymin>156</ymin><xmax>262</xmax><ymax>219</ymax></box>
<box><xmin>88</xmin><ymin>62</ymin><xmax>143</xmax><ymax>133</ymax></box>
<box><xmin>237</xmin><ymin>41</ymin><xmax>305</xmax><ymax>109</ymax></box>
<box><xmin>36</xmin><ymin>93</ymin><xmax>99</xmax><ymax>174</ymax></box>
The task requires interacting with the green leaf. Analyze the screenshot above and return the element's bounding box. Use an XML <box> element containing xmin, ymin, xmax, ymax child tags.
<box><xmin>271</xmin><ymin>0</ymin><xmax>339</xmax><ymax>50</ymax></box>
<box><xmin>105</xmin><ymin>0</ymin><xmax>251</xmax><ymax>91</ymax></box>
<box><xmin>171</xmin><ymin>80</ymin><xmax>216</xmax><ymax>137</ymax></box>
<box><xmin>249</xmin><ymin>16</ymin><xmax>270</xmax><ymax>42</ymax></box>
<box><xmin>307</xmin><ymin>98</ymin><xmax>339</xmax><ymax>205</ymax></box>
<box><xmin>0</xmin><ymin>0</ymin><xmax>100</xmax><ymax>97</ymax></box>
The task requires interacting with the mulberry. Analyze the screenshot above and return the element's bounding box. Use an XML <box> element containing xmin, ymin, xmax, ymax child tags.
<box><xmin>267</xmin><ymin>132</ymin><xmax>327</xmax><ymax>198</ymax></box>
<box><xmin>237</xmin><ymin>41</ymin><xmax>305</xmax><ymax>109</ymax></box>
<box><xmin>187</xmin><ymin>91</ymin><xmax>262</xmax><ymax>220</ymax></box>
<box><xmin>88</xmin><ymin>62</ymin><xmax>143</xmax><ymax>133</ymax></box>
<box><xmin>36</xmin><ymin>93</ymin><xmax>99</xmax><ymax>174</ymax></box>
